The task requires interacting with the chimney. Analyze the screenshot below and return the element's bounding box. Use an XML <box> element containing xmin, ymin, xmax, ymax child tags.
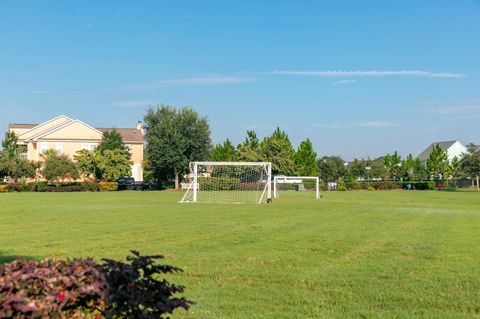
<box><xmin>136</xmin><ymin>121</ymin><xmax>144</xmax><ymax>135</ymax></box>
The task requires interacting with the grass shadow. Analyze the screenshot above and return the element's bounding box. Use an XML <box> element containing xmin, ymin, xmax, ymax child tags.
<box><xmin>0</xmin><ymin>253</ymin><xmax>36</xmax><ymax>264</ymax></box>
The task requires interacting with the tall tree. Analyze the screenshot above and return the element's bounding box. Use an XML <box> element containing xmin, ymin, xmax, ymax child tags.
<box><xmin>259</xmin><ymin>128</ymin><xmax>295</xmax><ymax>175</ymax></box>
<box><xmin>426</xmin><ymin>144</ymin><xmax>448</xmax><ymax>181</ymax></box>
<box><xmin>460</xmin><ymin>143</ymin><xmax>480</xmax><ymax>192</ymax></box>
<box><xmin>236</xmin><ymin>130</ymin><xmax>262</xmax><ymax>162</ymax></box>
<box><xmin>294</xmin><ymin>138</ymin><xmax>318</xmax><ymax>176</ymax></box>
<box><xmin>97</xmin><ymin>129</ymin><xmax>130</xmax><ymax>158</ymax></box>
<box><xmin>384</xmin><ymin>151</ymin><xmax>402</xmax><ymax>180</ymax></box>
<box><xmin>96</xmin><ymin>149</ymin><xmax>133</xmax><ymax>180</ymax></box>
<box><xmin>144</xmin><ymin>105</ymin><xmax>212</xmax><ymax>189</ymax></box>
<box><xmin>2</xmin><ymin>132</ymin><xmax>19</xmax><ymax>157</ymax></box>
<box><xmin>210</xmin><ymin>139</ymin><xmax>236</xmax><ymax>161</ymax></box>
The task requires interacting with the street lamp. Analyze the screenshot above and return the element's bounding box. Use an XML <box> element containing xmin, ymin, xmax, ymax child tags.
<box><xmin>365</xmin><ymin>166</ymin><xmax>371</xmax><ymax>187</ymax></box>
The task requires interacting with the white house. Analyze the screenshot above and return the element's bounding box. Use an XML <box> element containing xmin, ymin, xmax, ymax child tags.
<box><xmin>417</xmin><ymin>140</ymin><xmax>467</xmax><ymax>162</ymax></box>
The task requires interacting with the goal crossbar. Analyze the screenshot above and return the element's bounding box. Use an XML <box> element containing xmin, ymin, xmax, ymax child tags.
<box><xmin>273</xmin><ymin>176</ymin><xmax>320</xmax><ymax>199</ymax></box>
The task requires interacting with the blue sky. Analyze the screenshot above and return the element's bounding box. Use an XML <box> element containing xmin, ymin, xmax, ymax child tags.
<box><xmin>1</xmin><ymin>1</ymin><xmax>479</xmax><ymax>160</ymax></box>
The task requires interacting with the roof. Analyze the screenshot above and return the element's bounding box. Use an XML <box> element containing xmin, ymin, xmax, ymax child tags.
<box><xmin>8</xmin><ymin>123</ymin><xmax>143</xmax><ymax>143</ymax></box>
<box><xmin>8</xmin><ymin>123</ymin><xmax>37</xmax><ymax>129</ymax></box>
<box><xmin>417</xmin><ymin>140</ymin><xmax>458</xmax><ymax>161</ymax></box>
<box><xmin>97</xmin><ymin>128</ymin><xmax>143</xmax><ymax>143</ymax></box>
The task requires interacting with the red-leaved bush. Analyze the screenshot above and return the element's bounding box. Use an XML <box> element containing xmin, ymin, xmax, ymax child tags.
<box><xmin>0</xmin><ymin>251</ymin><xmax>192</xmax><ymax>319</ymax></box>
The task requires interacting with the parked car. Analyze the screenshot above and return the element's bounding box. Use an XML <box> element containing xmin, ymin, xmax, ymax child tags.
<box><xmin>117</xmin><ymin>177</ymin><xmax>150</xmax><ymax>191</ymax></box>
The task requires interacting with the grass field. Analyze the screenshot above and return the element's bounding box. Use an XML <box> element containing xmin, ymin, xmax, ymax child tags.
<box><xmin>1</xmin><ymin>190</ymin><xmax>480</xmax><ymax>318</ymax></box>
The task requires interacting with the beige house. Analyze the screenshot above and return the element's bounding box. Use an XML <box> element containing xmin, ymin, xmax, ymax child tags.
<box><xmin>8</xmin><ymin>115</ymin><xmax>144</xmax><ymax>181</ymax></box>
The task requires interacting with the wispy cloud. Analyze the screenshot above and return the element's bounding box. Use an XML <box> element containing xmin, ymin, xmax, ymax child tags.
<box><xmin>316</xmin><ymin>121</ymin><xmax>398</xmax><ymax>129</ymax></box>
<box><xmin>270</xmin><ymin>70</ymin><xmax>465</xmax><ymax>78</ymax></box>
<box><xmin>419</xmin><ymin>105</ymin><xmax>480</xmax><ymax>115</ymax></box>
<box><xmin>114</xmin><ymin>100</ymin><xmax>156</xmax><ymax>107</ymax></box>
<box><xmin>126</xmin><ymin>75</ymin><xmax>259</xmax><ymax>90</ymax></box>
<box><xmin>333</xmin><ymin>79</ymin><xmax>357</xmax><ymax>86</ymax></box>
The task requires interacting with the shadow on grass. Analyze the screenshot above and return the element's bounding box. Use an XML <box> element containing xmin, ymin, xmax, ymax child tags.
<box><xmin>0</xmin><ymin>253</ymin><xmax>36</xmax><ymax>264</ymax></box>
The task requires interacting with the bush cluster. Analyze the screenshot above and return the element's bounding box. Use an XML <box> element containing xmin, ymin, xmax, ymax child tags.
<box><xmin>0</xmin><ymin>182</ymin><xmax>111</xmax><ymax>193</ymax></box>
<box><xmin>0</xmin><ymin>251</ymin><xmax>192</xmax><ymax>319</ymax></box>
<box><xmin>98</xmin><ymin>182</ymin><xmax>118</xmax><ymax>192</ymax></box>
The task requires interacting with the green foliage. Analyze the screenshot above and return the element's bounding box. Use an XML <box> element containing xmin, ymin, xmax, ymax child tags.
<box><xmin>41</xmin><ymin>150</ymin><xmax>80</xmax><ymax>184</ymax></box>
<box><xmin>460</xmin><ymin>143</ymin><xmax>480</xmax><ymax>179</ymax></box>
<box><xmin>97</xmin><ymin>129</ymin><xmax>130</xmax><ymax>158</ymax></box>
<box><xmin>0</xmin><ymin>151</ymin><xmax>36</xmax><ymax>181</ymax></box>
<box><xmin>210</xmin><ymin>139</ymin><xmax>236</xmax><ymax>161</ymax></box>
<box><xmin>426</xmin><ymin>144</ymin><xmax>449</xmax><ymax>180</ymax></box>
<box><xmin>96</xmin><ymin>149</ymin><xmax>133</xmax><ymax>180</ymax></box>
<box><xmin>2</xmin><ymin>132</ymin><xmax>19</xmax><ymax>157</ymax></box>
<box><xmin>259</xmin><ymin>127</ymin><xmax>295</xmax><ymax>175</ymax></box>
<box><xmin>294</xmin><ymin>138</ymin><xmax>318</xmax><ymax>176</ymax></box>
<box><xmin>144</xmin><ymin>105</ymin><xmax>211</xmax><ymax>186</ymax></box>
<box><xmin>384</xmin><ymin>151</ymin><xmax>402</xmax><ymax>178</ymax></box>
<box><xmin>317</xmin><ymin>156</ymin><xmax>347</xmax><ymax>182</ymax></box>
<box><xmin>74</xmin><ymin>149</ymin><xmax>97</xmax><ymax>179</ymax></box>
<box><xmin>336</xmin><ymin>177</ymin><xmax>347</xmax><ymax>191</ymax></box>
<box><xmin>236</xmin><ymin>130</ymin><xmax>263</xmax><ymax>162</ymax></box>
<box><xmin>348</xmin><ymin>158</ymin><xmax>387</xmax><ymax>181</ymax></box>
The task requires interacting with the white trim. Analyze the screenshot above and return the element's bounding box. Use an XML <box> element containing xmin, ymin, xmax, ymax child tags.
<box><xmin>17</xmin><ymin>115</ymin><xmax>72</xmax><ymax>138</ymax></box>
<box><xmin>56</xmin><ymin>142</ymin><xmax>63</xmax><ymax>154</ymax></box>
<box><xmin>191</xmin><ymin>161</ymin><xmax>271</xmax><ymax>167</ymax></box>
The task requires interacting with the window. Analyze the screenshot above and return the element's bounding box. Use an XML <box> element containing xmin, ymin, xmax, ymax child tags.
<box><xmin>82</xmin><ymin>143</ymin><xmax>97</xmax><ymax>151</ymax></box>
<box><xmin>56</xmin><ymin>143</ymin><xmax>62</xmax><ymax>155</ymax></box>
<box><xmin>40</xmin><ymin>142</ymin><xmax>47</xmax><ymax>154</ymax></box>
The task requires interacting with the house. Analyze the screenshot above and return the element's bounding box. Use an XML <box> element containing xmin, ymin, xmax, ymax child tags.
<box><xmin>417</xmin><ymin>140</ymin><xmax>467</xmax><ymax>162</ymax></box>
<box><xmin>7</xmin><ymin>115</ymin><xmax>144</xmax><ymax>181</ymax></box>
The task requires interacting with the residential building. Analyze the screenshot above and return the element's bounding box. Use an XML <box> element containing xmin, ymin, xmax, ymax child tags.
<box><xmin>7</xmin><ymin>115</ymin><xmax>144</xmax><ymax>181</ymax></box>
<box><xmin>417</xmin><ymin>140</ymin><xmax>467</xmax><ymax>162</ymax></box>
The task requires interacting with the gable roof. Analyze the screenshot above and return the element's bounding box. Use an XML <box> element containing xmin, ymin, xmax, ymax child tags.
<box><xmin>7</xmin><ymin>116</ymin><xmax>143</xmax><ymax>143</ymax></box>
<box><xmin>17</xmin><ymin>115</ymin><xmax>72</xmax><ymax>138</ymax></box>
<box><xmin>417</xmin><ymin>141</ymin><xmax>458</xmax><ymax>161</ymax></box>
<box><xmin>29</xmin><ymin>119</ymin><xmax>103</xmax><ymax>141</ymax></box>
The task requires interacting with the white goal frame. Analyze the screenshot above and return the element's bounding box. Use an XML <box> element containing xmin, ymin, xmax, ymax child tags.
<box><xmin>180</xmin><ymin>161</ymin><xmax>272</xmax><ymax>204</ymax></box>
<box><xmin>273</xmin><ymin>176</ymin><xmax>320</xmax><ymax>199</ymax></box>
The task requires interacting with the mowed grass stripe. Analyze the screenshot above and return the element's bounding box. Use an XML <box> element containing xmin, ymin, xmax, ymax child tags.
<box><xmin>1</xmin><ymin>191</ymin><xmax>480</xmax><ymax>318</ymax></box>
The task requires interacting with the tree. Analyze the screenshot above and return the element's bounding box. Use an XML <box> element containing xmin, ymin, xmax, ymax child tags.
<box><xmin>426</xmin><ymin>144</ymin><xmax>448</xmax><ymax>182</ymax></box>
<box><xmin>97</xmin><ymin>129</ymin><xmax>130</xmax><ymax>158</ymax></box>
<box><xmin>42</xmin><ymin>150</ymin><xmax>80</xmax><ymax>185</ymax></box>
<box><xmin>294</xmin><ymin>138</ymin><xmax>318</xmax><ymax>176</ymax></box>
<box><xmin>210</xmin><ymin>139</ymin><xmax>236</xmax><ymax>161</ymax></box>
<box><xmin>317</xmin><ymin>156</ymin><xmax>347</xmax><ymax>182</ymax></box>
<box><xmin>2</xmin><ymin>132</ymin><xmax>19</xmax><ymax>157</ymax></box>
<box><xmin>0</xmin><ymin>132</ymin><xmax>36</xmax><ymax>181</ymax></box>
<box><xmin>259</xmin><ymin>128</ymin><xmax>295</xmax><ymax>175</ymax></box>
<box><xmin>74</xmin><ymin>149</ymin><xmax>98</xmax><ymax>180</ymax></box>
<box><xmin>144</xmin><ymin>105</ymin><xmax>212</xmax><ymax>189</ymax></box>
<box><xmin>236</xmin><ymin>130</ymin><xmax>263</xmax><ymax>162</ymax></box>
<box><xmin>400</xmin><ymin>153</ymin><xmax>426</xmax><ymax>181</ymax></box>
<box><xmin>96</xmin><ymin>149</ymin><xmax>133</xmax><ymax>180</ymax></box>
<box><xmin>448</xmin><ymin>156</ymin><xmax>462</xmax><ymax>187</ymax></box>
<box><xmin>384</xmin><ymin>151</ymin><xmax>402</xmax><ymax>180</ymax></box>
<box><xmin>460</xmin><ymin>143</ymin><xmax>480</xmax><ymax>192</ymax></box>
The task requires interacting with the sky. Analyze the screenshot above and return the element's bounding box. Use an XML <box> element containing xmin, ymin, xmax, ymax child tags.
<box><xmin>1</xmin><ymin>1</ymin><xmax>480</xmax><ymax>160</ymax></box>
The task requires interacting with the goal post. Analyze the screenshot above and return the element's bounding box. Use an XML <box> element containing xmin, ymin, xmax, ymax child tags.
<box><xmin>273</xmin><ymin>176</ymin><xmax>320</xmax><ymax>199</ymax></box>
<box><xmin>180</xmin><ymin>161</ymin><xmax>272</xmax><ymax>204</ymax></box>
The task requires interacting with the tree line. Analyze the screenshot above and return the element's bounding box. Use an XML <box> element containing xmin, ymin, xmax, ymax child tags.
<box><xmin>2</xmin><ymin>105</ymin><xmax>480</xmax><ymax>191</ymax></box>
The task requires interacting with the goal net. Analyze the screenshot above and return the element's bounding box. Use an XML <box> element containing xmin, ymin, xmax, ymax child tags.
<box><xmin>180</xmin><ymin>162</ymin><xmax>272</xmax><ymax>204</ymax></box>
<box><xmin>273</xmin><ymin>176</ymin><xmax>320</xmax><ymax>199</ymax></box>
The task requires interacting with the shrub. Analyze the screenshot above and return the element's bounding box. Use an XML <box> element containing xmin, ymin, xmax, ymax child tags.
<box><xmin>0</xmin><ymin>185</ymin><xmax>7</xmax><ymax>193</ymax></box>
<box><xmin>5</xmin><ymin>182</ymin><xmax>33</xmax><ymax>192</ymax></box>
<box><xmin>0</xmin><ymin>258</ymin><xmax>106</xmax><ymax>318</ymax></box>
<box><xmin>102</xmin><ymin>251</ymin><xmax>193</xmax><ymax>318</ymax></box>
<box><xmin>368</xmin><ymin>186</ymin><xmax>375</xmax><ymax>191</ymax></box>
<box><xmin>98</xmin><ymin>181</ymin><xmax>118</xmax><ymax>192</ymax></box>
<box><xmin>0</xmin><ymin>251</ymin><xmax>193</xmax><ymax>319</ymax></box>
<box><xmin>336</xmin><ymin>178</ymin><xmax>347</xmax><ymax>191</ymax></box>
<box><xmin>82</xmin><ymin>182</ymin><xmax>100</xmax><ymax>192</ymax></box>
<box><xmin>427</xmin><ymin>181</ymin><xmax>436</xmax><ymax>190</ymax></box>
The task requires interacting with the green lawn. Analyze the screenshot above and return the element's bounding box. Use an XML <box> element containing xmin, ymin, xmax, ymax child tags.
<box><xmin>1</xmin><ymin>190</ymin><xmax>480</xmax><ymax>318</ymax></box>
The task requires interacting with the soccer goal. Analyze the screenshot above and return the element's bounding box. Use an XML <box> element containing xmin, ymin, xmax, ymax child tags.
<box><xmin>180</xmin><ymin>162</ymin><xmax>272</xmax><ymax>204</ymax></box>
<box><xmin>273</xmin><ymin>176</ymin><xmax>320</xmax><ymax>199</ymax></box>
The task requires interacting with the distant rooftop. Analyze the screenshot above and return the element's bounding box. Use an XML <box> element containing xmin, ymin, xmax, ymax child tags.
<box><xmin>417</xmin><ymin>141</ymin><xmax>458</xmax><ymax>161</ymax></box>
